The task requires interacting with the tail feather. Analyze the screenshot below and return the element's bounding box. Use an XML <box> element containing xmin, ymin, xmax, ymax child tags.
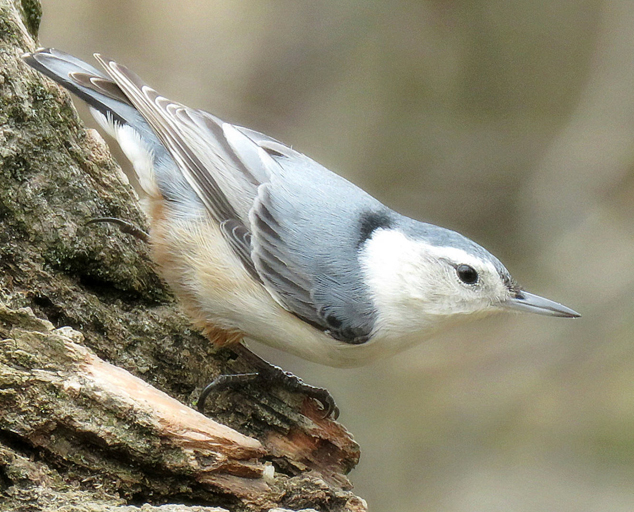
<box><xmin>23</xmin><ymin>48</ymin><xmax>198</xmax><ymax>207</ymax></box>
<box><xmin>24</xmin><ymin>48</ymin><xmax>139</xmax><ymax>130</ymax></box>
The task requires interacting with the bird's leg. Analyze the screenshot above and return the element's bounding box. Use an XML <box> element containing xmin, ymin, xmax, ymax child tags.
<box><xmin>86</xmin><ymin>217</ymin><xmax>150</xmax><ymax>242</ymax></box>
<box><xmin>198</xmin><ymin>343</ymin><xmax>339</xmax><ymax>419</ymax></box>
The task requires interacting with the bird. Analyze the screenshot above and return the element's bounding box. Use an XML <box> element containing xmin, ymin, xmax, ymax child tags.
<box><xmin>23</xmin><ymin>48</ymin><xmax>580</xmax><ymax>417</ymax></box>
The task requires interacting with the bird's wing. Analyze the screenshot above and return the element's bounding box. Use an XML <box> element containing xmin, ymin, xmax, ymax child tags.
<box><xmin>94</xmin><ymin>55</ymin><xmax>265</xmax><ymax>225</ymax></box>
<box><xmin>95</xmin><ymin>55</ymin><xmax>379</xmax><ymax>342</ymax></box>
<box><xmin>248</xmin><ymin>152</ymin><xmax>385</xmax><ymax>343</ymax></box>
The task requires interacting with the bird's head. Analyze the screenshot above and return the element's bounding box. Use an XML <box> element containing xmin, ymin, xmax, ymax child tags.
<box><xmin>359</xmin><ymin>223</ymin><xmax>579</xmax><ymax>338</ymax></box>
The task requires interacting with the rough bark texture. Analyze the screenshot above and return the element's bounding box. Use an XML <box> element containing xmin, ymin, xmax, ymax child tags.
<box><xmin>0</xmin><ymin>1</ymin><xmax>364</xmax><ymax>511</ymax></box>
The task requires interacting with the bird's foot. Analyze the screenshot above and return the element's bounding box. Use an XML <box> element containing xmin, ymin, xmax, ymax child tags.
<box><xmin>197</xmin><ymin>346</ymin><xmax>339</xmax><ymax>419</ymax></box>
<box><xmin>258</xmin><ymin>362</ymin><xmax>340</xmax><ymax>419</ymax></box>
<box><xmin>86</xmin><ymin>217</ymin><xmax>149</xmax><ymax>242</ymax></box>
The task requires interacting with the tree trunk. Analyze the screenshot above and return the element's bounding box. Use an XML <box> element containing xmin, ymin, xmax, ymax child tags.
<box><xmin>0</xmin><ymin>1</ymin><xmax>364</xmax><ymax>511</ymax></box>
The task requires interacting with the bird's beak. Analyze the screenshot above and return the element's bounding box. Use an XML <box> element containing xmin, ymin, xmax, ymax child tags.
<box><xmin>502</xmin><ymin>291</ymin><xmax>580</xmax><ymax>318</ymax></box>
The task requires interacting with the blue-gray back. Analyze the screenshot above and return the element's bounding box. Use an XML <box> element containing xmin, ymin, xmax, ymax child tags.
<box><xmin>250</xmin><ymin>148</ymin><xmax>394</xmax><ymax>342</ymax></box>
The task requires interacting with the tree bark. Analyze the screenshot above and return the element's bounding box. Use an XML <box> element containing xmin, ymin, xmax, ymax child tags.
<box><xmin>0</xmin><ymin>1</ymin><xmax>364</xmax><ymax>511</ymax></box>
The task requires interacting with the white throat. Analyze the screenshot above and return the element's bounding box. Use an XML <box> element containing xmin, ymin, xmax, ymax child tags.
<box><xmin>359</xmin><ymin>228</ymin><xmax>499</xmax><ymax>340</ymax></box>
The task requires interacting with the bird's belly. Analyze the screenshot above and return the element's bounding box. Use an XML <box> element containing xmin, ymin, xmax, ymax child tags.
<box><xmin>148</xmin><ymin>205</ymin><xmax>428</xmax><ymax>368</ymax></box>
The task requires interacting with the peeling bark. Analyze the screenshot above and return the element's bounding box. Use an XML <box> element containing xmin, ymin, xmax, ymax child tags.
<box><xmin>0</xmin><ymin>1</ymin><xmax>364</xmax><ymax>510</ymax></box>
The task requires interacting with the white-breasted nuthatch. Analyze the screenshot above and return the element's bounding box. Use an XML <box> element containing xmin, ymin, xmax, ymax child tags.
<box><xmin>24</xmin><ymin>49</ymin><xmax>579</xmax><ymax>414</ymax></box>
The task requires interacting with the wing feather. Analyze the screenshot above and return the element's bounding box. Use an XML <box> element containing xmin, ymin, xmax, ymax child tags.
<box><xmin>250</xmin><ymin>183</ymin><xmax>377</xmax><ymax>343</ymax></box>
<box><xmin>95</xmin><ymin>55</ymin><xmax>258</xmax><ymax>224</ymax></box>
<box><xmin>219</xmin><ymin>219</ymin><xmax>259</xmax><ymax>280</ymax></box>
<box><xmin>93</xmin><ymin>54</ymin><xmax>377</xmax><ymax>342</ymax></box>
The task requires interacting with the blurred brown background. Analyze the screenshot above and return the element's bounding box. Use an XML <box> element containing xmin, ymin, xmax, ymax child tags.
<box><xmin>38</xmin><ymin>1</ymin><xmax>634</xmax><ymax>511</ymax></box>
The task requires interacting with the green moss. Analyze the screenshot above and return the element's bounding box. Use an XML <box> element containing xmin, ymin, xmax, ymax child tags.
<box><xmin>20</xmin><ymin>0</ymin><xmax>41</xmax><ymax>38</ymax></box>
<box><xmin>2</xmin><ymin>153</ymin><xmax>30</xmax><ymax>181</ymax></box>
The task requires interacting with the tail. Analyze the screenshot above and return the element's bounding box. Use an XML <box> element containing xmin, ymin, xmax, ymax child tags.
<box><xmin>23</xmin><ymin>48</ymin><xmax>191</xmax><ymax>204</ymax></box>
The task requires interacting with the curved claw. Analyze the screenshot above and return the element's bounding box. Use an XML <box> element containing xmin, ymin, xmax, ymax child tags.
<box><xmin>196</xmin><ymin>345</ymin><xmax>339</xmax><ymax>419</ymax></box>
<box><xmin>196</xmin><ymin>368</ymin><xmax>339</xmax><ymax>419</ymax></box>
<box><xmin>308</xmin><ymin>386</ymin><xmax>340</xmax><ymax>420</ymax></box>
<box><xmin>86</xmin><ymin>217</ymin><xmax>149</xmax><ymax>242</ymax></box>
<box><xmin>197</xmin><ymin>372</ymin><xmax>259</xmax><ymax>413</ymax></box>
<box><xmin>263</xmin><ymin>366</ymin><xmax>339</xmax><ymax>419</ymax></box>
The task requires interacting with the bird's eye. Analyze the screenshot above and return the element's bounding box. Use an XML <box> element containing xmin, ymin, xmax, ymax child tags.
<box><xmin>457</xmin><ymin>264</ymin><xmax>478</xmax><ymax>285</ymax></box>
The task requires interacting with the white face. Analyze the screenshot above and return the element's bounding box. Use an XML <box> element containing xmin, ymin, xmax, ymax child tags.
<box><xmin>359</xmin><ymin>229</ymin><xmax>516</xmax><ymax>337</ymax></box>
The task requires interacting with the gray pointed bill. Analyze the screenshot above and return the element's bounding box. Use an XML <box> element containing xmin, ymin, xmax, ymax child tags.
<box><xmin>502</xmin><ymin>291</ymin><xmax>580</xmax><ymax>318</ymax></box>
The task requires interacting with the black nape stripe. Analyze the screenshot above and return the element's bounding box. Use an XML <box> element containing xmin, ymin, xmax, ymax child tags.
<box><xmin>357</xmin><ymin>210</ymin><xmax>393</xmax><ymax>249</ymax></box>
